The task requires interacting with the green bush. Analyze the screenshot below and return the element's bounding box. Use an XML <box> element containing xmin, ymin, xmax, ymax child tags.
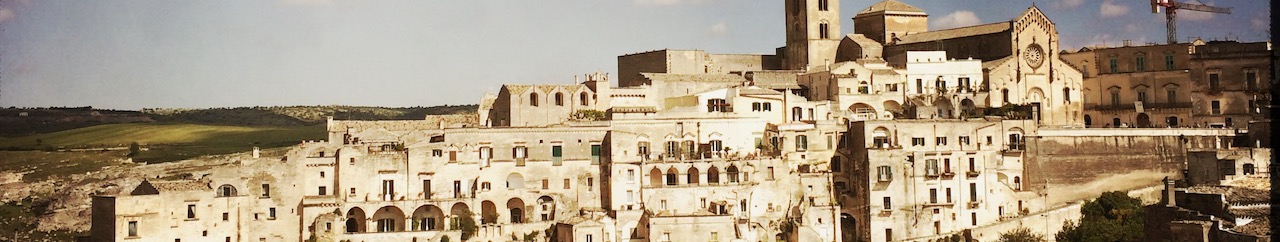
<box><xmin>999</xmin><ymin>227</ymin><xmax>1046</xmax><ymax>242</ymax></box>
<box><xmin>1055</xmin><ymin>191</ymin><xmax>1144</xmax><ymax>242</ymax></box>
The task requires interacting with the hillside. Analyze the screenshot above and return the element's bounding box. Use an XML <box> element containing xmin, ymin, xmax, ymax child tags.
<box><xmin>0</xmin><ymin>105</ymin><xmax>478</xmax><ymax>137</ymax></box>
<box><xmin>0</xmin><ymin>123</ymin><xmax>326</xmax><ymax>163</ymax></box>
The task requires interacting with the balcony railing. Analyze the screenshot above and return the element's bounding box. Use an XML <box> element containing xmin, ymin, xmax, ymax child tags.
<box><xmin>1086</xmin><ymin>102</ymin><xmax>1192</xmax><ymax>111</ymax></box>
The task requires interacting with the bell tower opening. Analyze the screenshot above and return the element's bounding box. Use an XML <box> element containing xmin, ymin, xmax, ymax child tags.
<box><xmin>784</xmin><ymin>0</ymin><xmax>842</xmax><ymax>70</ymax></box>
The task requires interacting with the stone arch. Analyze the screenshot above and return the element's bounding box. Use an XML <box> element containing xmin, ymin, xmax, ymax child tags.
<box><xmin>448</xmin><ymin>202</ymin><xmax>471</xmax><ymax>230</ymax></box>
<box><xmin>649</xmin><ymin>167</ymin><xmax>663</xmax><ymax>187</ymax></box>
<box><xmin>506</xmin><ymin>173</ymin><xmax>525</xmax><ymax>189</ymax></box>
<box><xmin>933</xmin><ymin>98</ymin><xmax>953</xmax><ymax>119</ymax></box>
<box><xmin>480</xmin><ymin>200</ymin><xmax>498</xmax><ymax>224</ymax></box>
<box><xmin>537</xmin><ymin>196</ymin><xmax>556</xmax><ymax>221</ymax></box>
<box><xmin>666</xmin><ymin>167</ymin><xmax>679</xmax><ymax>185</ymax></box>
<box><xmin>410</xmin><ymin>205</ymin><xmax>444</xmax><ymax>231</ymax></box>
<box><xmin>507</xmin><ymin>197</ymin><xmax>526</xmax><ymax>224</ymax></box>
<box><xmin>1136</xmin><ymin>113</ymin><xmax>1151</xmax><ymax>128</ymax></box>
<box><xmin>707</xmin><ymin>166</ymin><xmax>721</xmax><ymax>184</ymax></box>
<box><xmin>883</xmin><ymin>100</ymin><xmax>903</xmax><ymax>118</ymax></box>
<box><xmin>959</xmin><ymin>99</ymin><xmax>976</xmax><ymax>117</ymax></box>
<box><xmin>687</xmin><ymin>167</ymin><xmax>701</xmax><ymax>185</ymax></box>
<box><xmin>346</xmin><ymin>207</ymin><xmax>368</xmax><ymax>233</ymax></box>
<box><xmin>727</xmin><ymin>165</ymin><xmax>740</xmax><ymax>183</ymax></box>
<box><xmin>1027</xmin><ymin>87</ymin><xmax>1045</xmax><ymax>103</ymax></box>
<box><xmin>840</xmin><ymin>213</ymin><xmax>856</xmax><ymax>242</ymax></box>
<box><xmin>371</xmin><ymin>206</ymin><xmax>405</xmax><ymax>232</ymax></box>
<box><xmin>217</xmin><ymin>184</ymin><xmax>238</xmax><ymax>197</ymax></box>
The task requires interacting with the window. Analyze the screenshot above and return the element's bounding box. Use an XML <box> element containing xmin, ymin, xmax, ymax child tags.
<box><xmin>128</xmin><ymin>221</ymin><xmax>138</xmax><ymax>237</ymax></box>
<box><xmin>529</xmin><ymin>93</ymin><xmax>539</xmax><ymax>106</ymax></box>
<box><xmin>1211</xmin><ymin>101</ymin><xmax>1221</xmax><ymax>114</ymax></box>
<box><xmin>448</xmin><ymin>151</ymin><xmax>457</xmax><ymax>162</ymax></box>
<box><xmin>1110</xmin><ymin>90</ymin><xmax>1121</xmax><ymax>106</ymax></box>
<box><xmin>818</xmin><ymin>0</ymin><xmax>829</xmax><ymax>10</ymax></box>
<box><xmin>883</xmin><ymin>197</ymin><xmax>892</xmax><ymax>209</ymax></box>
<box><xmin>513</xmin><ymin>146</ymin><xmax>527</xmax><ymax>159</ymax></box>
<box><xmin>1002</xmin><ymin>89</ymin><xmax>1010</xmax><ymax>103</ymax></box>
<box><xmin>1246</xmin><ymin>70</ymin><xmax>1258</xmax><ymax>91</ymax></box>
<box><xmin>709</xmin><ymin>140</ymin><xmax>723</xmax><ymax>153</ymax></box>
<box><xmin>479</xmin><ymin>147</ymin><xmax>492</xmax><ymax>162</ymax></box>
<box><xmin>946</xmin><ymin>188</ymin><xmax>952</xmax><ymax>203</ymax></box>
<box><xmin>665</xmin><ymin>141</ymin><xmax>679</xmax><ymax>158</ymax></box>
<box><xmin>580</xmin><ymin>92</ymin><xmax>589</xmax><ymax>106</ymax></box>
<box><xmin>970</xmin><ymin>183</ymin><xmax>978</xmax><ymax>202</ymax></box>
<box><xmin>886</xmin><ymin>229</ymin><xmax>893</xmax><ymax>242</ymax></box>
<box><xmin>925</xmin><ymin>159</ymin><xmax>939</xmax><ymax>176</ymax></box>
<box><xmin>1108</xmin><ymin>57</ymin><xmax>1118</xmax><ymax>73</ymax></box>
<box><xmin>564</xmin><ymin>179</ymin><xmax>571</xmax><ymax>189</ymax></box>
<box><xmin>318</xmin><ymin>186</ymin><xmax>327</xmax><ymax>196</ymax></box>
<box><xmin>929</xmin><ymin>189</ymin><xmax>937</xmax><ymax>203</ymax></box>
<box><xmin>217</xmin><ymin>185</ymin><xmax>237</xmax><ymax>197</ymax></box>
<box><xmin>320</xmin><ymin>172</ymin><xmax>325</xmax><ymax>178</ymax></box>
<box><xmin>1137</xmin><ymin>91</ymin><xmax>1148</xmax><ymax>103</ymax></box>
<box><xmin>423</xmin><ymin>180</ymin><xmax>431</xmax><ymax>199</ymax></box>
<box><xmin>762</xmin><ymin>102</ymin><xmax>772</xmax><ymax>111</ymax></box>
<box><xmin>587</xmin><ymin>177</ymin><xmax>593</xmax><ymax>189</ymax></box>
<box><xmin>936</xmin><ymin>137</ymin><xmax>947</xmax><ymax>146</ymax></box>
<box><xmin>1165</xmin><ymin>54</ymin><xmax>1175</xmax><ymax>70</ymax></box>
<box><xmin>819</xmin><ymin>22</ymin><xmax>829</xmax><ymax>39</ymax></box>
<box><xmin>628</xmin><ymin>169</ymin><xmax>636</xmax><ymax>184</ymax></box>
<box><xmin>187</xmin><ymin>204</ymin><xmax>197</xmax><ymax>219</ymax></box>
<box><xmin>223</xmin><ymin>213</ymin><xmax>229</xmax><ymax>221</ymax></box>
<box><xmin>551</xmin><ymin>145</ymin><xmax>563</xmax><ymax>165</ymax></box>
<box><xmin>591</xmin><ymin>144</ymin><xmax>601</xmax><ymax>164</ymax></box>
<box><xmin>269</xmin><ymin>207</ymin><xmax>276</xmax><ymax>219</ymax></box>
<box><xmin>637</xmin><ymin>142</ymin><xmax>650</xmax><ymax>158</ymax></box>
<box><xmin>959</xmin><ymin>136</ymin><xmax>970</xmax><ymax>145</ymax></box>
<box><xmin>916</xmin><ymin>79</ymin><xmax>924</xmax><ymax>94</ymax></box>
<box><xmin>943</xmin><ymin>158</ymin><xmax>952</xmax><ymax>173</ymax></box>
<box><xmin>752</xmin><ymin>102</ymin><xmax>761</xmax><ymax>111</ymax></box>
<box><xmin>1209</xmin><ymin>73</ymin><xmax>1221</xmax><ymax>90</ymax></box>
<box><xmin>587</xmin><ymin>234</ymin><xmax>593</xmax><ymax>242</ymax></box>
<box><xmin>381</xmin><ymin>180</ymin><xmax>395</xmax><ymax>200</ymax></box>
<box><xmin>972</xmin><ymin>213</ymin><xmax>978</xmax><ymax>226</ymax></box>
<box><xmin>876</xmin><ymin>166</ymin><xmax>892</xmax><ymax>182</ymax></box>
<box><xmin>796</xmin><ymin>135</ymin><xmax>808</xmax><ymax>151</ymax></box>
<box><xmin>912</xmin><ymin>137</ymin><xmax>925</xmax><ymax>146</ymax></box>
<box><xmin>1167</xmin><ymin>88</ymin><xmax>1178</xmax><ymax>103</ymax></box>
<box><xmin>1135</xmin><ymin>55</ymin><xmax>1146</xmax><ymax>72</ymax></box>
<box><xmin>554</xmin><ymin>92</ymin><xmax>564</xmax><ymax>106</ymax></box>
<box><xmin>431</xmin><ymin>149</ymin><xmax>442</xmax><ymax>157</ymax></box>
<box><xmin>707</xmin><ymin>98</ymin><xmax>728</xmax><ymax>112</ymax></box>
<box><xmin>968</xmin><ymin>158</ymin><xmax>976</xmax><ymax>172</ymax></box>
<box><xmin>261</xmin><ymin>184</ymin><xmax>270</xmax><ymax>197</ymax></box>
<box><xmin>542</xmin><ymin>179</ymin><xmax>549</xmax><ymax>190</ymax></box>
<box><xmin>1063</xmin><ymin>88</ymin><xmax>1071</xmax><ymax>102</ymax></box>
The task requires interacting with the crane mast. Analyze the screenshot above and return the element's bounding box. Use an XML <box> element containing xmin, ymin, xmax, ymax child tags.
<box><xmin>1150</xmin><ymin>0</ymin><xmax>1231</xmax><ymax>44</ymax></box>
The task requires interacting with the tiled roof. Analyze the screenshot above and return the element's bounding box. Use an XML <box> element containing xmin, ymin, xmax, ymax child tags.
<box><xmin>641</xmin><ymin>73</ymin><xmax>748</xmax><ymax>83</ymax></box>
<box><xmin>895</xmin><ymin>22</ymin><xmax>1011</xmax><ymax>45</ymax></box>
<box><xmin>1229</xmin><ymin>207</ymin><xmax>1269</xmax><ymax>218</ymax></box>
<box><xmin>845</xmin><ymin>34</ymin><xmax>884</xmax><ymax>48</ymax></box>
<box><xmin>738</xmin><ymin>87</ymin><xmax>785</xmax><ymax>96</ymax></box>
<box><xmin>1232</xmin><ymin>217</ymin><xmax>1270</xmax><ymax>237</ymax></box>
<box><xmin>747</xmin><ymin>71</ymin><xmax>801</xmax><ymax>89</ymax></box>
<box><xmin>859</xmin><ymin>0</ymin><xmax>924</xmax><ymax>14</ymax></box>
<box><xmin>1185</xmin><ymin>185</ymin><xmax>1270</xmax><ymax>204</ymax></box>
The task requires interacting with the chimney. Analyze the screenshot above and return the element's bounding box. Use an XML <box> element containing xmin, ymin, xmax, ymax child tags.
<box><xmin>1164</xmin><ymin>177</ymin><xmax>1177</xmax><ymax>207</ymax></box>
<box><xmin>1123</xmin><ymin>40</ymin><xmax>1132</xmax><ymax>47</ymax></box>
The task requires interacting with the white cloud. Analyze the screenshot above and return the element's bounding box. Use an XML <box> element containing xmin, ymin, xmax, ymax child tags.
<box><xmin>1054</xmin><ymin>0</ymin><xmax>1085</xmax><ymax>9</ymax></box>
<box><xmin>1100</xmin><ymin>0</ymin><xmax>1129</xmax><ymax>18</ymax></box>
<box><xmin>280</xmin><ymin>0</ymin><xmax>332</xmax><ymax>6</ymax></box>
<box><xmin>1252</xmin><ymin>10</ymin><xmax>1270</xmax><ymax>31</ymax></box>
<box><xmin>931</xmin><ymin>10</ymin><xmax>982</xmax><ymax>30</ymax></box>
<box><xmin>634</xmin><ymin>0</ymin><xmax>684</xmax><ymax>6</ymax></box>
<box><xmin>710</xmin><ymin>22</ymin><xmax>727</xmax><ymax>36</ymax></box>
<box><xmin>0</xmin><ymin>8</ymin><xmax>14</xmax><ymax>24</ymax></box>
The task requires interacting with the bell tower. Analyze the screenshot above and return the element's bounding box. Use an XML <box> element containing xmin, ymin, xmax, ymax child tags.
<box><xmin>784</xmin><ymin>0</ymin><xmax>842</xmax><ymax>70</ymax></box>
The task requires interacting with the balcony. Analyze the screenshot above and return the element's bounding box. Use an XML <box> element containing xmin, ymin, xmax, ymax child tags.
<box><xmin>967</xmin><ymin>201</ymin><xmax>980</xmax><ymax>209</ymax></box>
<box><xmin>966</xmin><ymin>170</ymin><xmax>980</xmax><ymax>177</ymax></box>
<box><xmin>1087</xmin><ymin>102</ymin><xmax>1193</xmax><ymax>112</ymax></box>
<box><xmin>941</xmin><ymin>171</ymin><xmax>956</xmax><ymax>177</ymax></box>
<box><xmin>1005</xmin><ymin>142</ymin><xmax>1025</xmax><ymax>152</ymax></box>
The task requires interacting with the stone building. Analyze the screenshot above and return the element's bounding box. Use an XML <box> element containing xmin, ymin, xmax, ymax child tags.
<box><xmin>1061</xmin><ymin>42</ymin><xmax>1196</xmax><ymax>128</ymax></box>
<box><xmin>1187</xmin><ymin>41</ymin><xmax>1272</xmax><ymax>128</ymax></box>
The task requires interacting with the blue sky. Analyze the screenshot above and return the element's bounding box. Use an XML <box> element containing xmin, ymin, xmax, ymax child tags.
<box><xmin>0</xmin><ymin>0</ymin><xmax>1268</xmax><ymax>109</ymax></box>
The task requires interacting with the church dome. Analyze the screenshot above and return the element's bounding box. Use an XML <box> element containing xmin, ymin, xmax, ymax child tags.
<box><xmin>859</xmin><ymin>0</ymin><xmax>924</xmax><ymax>14</ymax></box>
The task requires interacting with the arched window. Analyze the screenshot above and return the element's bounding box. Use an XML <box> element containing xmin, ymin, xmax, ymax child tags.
<box><xmin>217</xmin><ymin>184</ymin><xmax>237</xmax><ymax>197</ymax></box>
<box><xmin>1063</xmin><ymin>88</ymin><xmax>1071</xmax><ymax>103</ymax></box>
<box><xmin>579</xmin><ymin>92</ymin><xmax>589</xmax><ymax>106</ymax></box>
<box><xmin>727</xmin><ymin>165</ymin><xmax>740</xmax><ymax>183</ymax></box>
<box><xmin>1001</xmin><ymin>88</ymin><xmax>1010</xmax><ymax>104</ymax></box>
<box><xmin>1013</xmin><ymin>176</ymin><xmax>1022</xmax><ymax>190</ymax></box>
<box><xmin>529</xmin><ymin>93</ymin><xmax>539</xmax><ymax>107</ymax></box>
<box><xmin>665</xmin><ymin>168</ymin><xmax>678</xmax><ymax>186</ymax></box>
<box><xmin>818</xmin><ymin>21</ymin><xmax>830</xmax><ymax>39</ymax></box>
<box><xmin>554</xmin><ymin>92</ymin><xmax>564</xmax><ymax>106</ymax></box>
<box><xmin>1084</xmin><ymin>115</ymin><xmax>1092</xmax><ymax>126</ymax></box>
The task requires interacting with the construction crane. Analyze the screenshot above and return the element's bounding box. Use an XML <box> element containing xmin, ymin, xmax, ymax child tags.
<box><xmin>1150</xmin><ymin>0</ymin><xmax>1231</xmax><ymax>44</ymax></box>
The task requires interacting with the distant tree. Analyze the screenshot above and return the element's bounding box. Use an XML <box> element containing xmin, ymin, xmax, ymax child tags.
<box><xmin>127</xmin><ymin>142</ymin><xmax>141</xmax><ymax>157</ymax></box>
<box><xmin>1055</xmin><ymin>191</ymin><xmax>1144</xmax><ymax>242</ymax></box>
<box><xmin>999</xmin><ymin>227</ymin><xmax>1046</xmax><ymax>242</ymax></box>
<box><xmin>453</xmin><ymin>209</ymin><xmax>478</xmax><ymax>240</ymax></box>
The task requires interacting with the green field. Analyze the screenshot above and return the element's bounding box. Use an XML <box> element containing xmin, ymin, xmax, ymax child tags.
<box><xmin>0</xmin><ymin>123</ymin><xmax>325</xmax><ymax>163</ymax></box>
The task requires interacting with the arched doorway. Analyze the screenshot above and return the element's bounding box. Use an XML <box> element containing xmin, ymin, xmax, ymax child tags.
<box><xmin>345</xmin><ymin>207</ymin><xmax>367</xmax><ymax>233</ymax></box>
<box><xmin>849</xmin><ymin>103</ymin><xmax>876</xmax><ymax>120</ymax></box>
<box><xmin>1136</xmin><ymin>113</ymin><xmax>1151</xmax><ymax>127</ymax></box>
<box><xmin>840</xmin><ymin>213</ymin><xmax>856</xmax><ymax>242</ymax></box>
<box><xmin>449</xmin><ymin>203</ymin><xmax>472</xmax><ymax>230</ymax></box>
<box><xmin>481</xmin><ymin>201</ymin><xmax>498</xmax><ymax>224</ymax></box>
<box><xmin>933</xmin><ymin>98</ymin><xmax>954</xmax><ymax>119</ymax></box>
<box><xmin>959</xmin><ymin>99</ymin><xmax>976</xmax><ymax>118</ymax></box>
<box><xmin>371</xmin><ymin>206</ymin><xmax>405</xmax><ymax>232</ymax></box>
<box><xmin>727</xmin><ymin>165</ymin><xmax>740</xmax><ymax>183</ymax></box>
<box><xmin>1243</xmin><ymin>163</ymin><xmax>1256</xmax><ymax>175</ymax></box>
<box><xmin>537</xmin><ymin>196</ymin><xmax>556</xmax><ymax>221</ymax></box>
<box><xmin>1166</xmin><ymin>116</ymin><xmax>1179</xmax><ymax>127</ymax></box>
<box><xmin>707</xmin><ymin>166</ymin><xmax>721</xmax><ymax>184</ymax></box>
<box><xmin>687</xmin><ymin>167</ymin><xmax>701</xmax><ymax>185</ymax></box>
<box><xmin>883</xmin><ymin>100</ymin><xmax>904</xmax><ymax>119</ymax></box>
<box><xmin>665</xmin><ymin>167</ymin><xmax>679</xmax><ymax>186</ymax></box>
<box><xmin>1112</xmin><ymin>118</ymin><xmax>1121</xmax><ymax>127</ymax></box>
<box><xmin>410</xmin><ymin>205</ymin><xmax>444</xmax><ymax>231</ymax></box>
<box><xmin>506</xmin><ymin>173</ymin><xmax>525</xmax><ymax>189</ymax></box>
<box><xmin>507</xmin><ymin>197</ymin><xmax>526</xmax><ymax>224</ymax></box>
<box><xmin>649</xmin><ymin>168</ymin><xmax>663</xmax><ymax>187</ymax></box>
<box><xmin>1084</xmin><ymin>115</ymin><xmax>1092</xmax><ymax>127</ymax></box>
